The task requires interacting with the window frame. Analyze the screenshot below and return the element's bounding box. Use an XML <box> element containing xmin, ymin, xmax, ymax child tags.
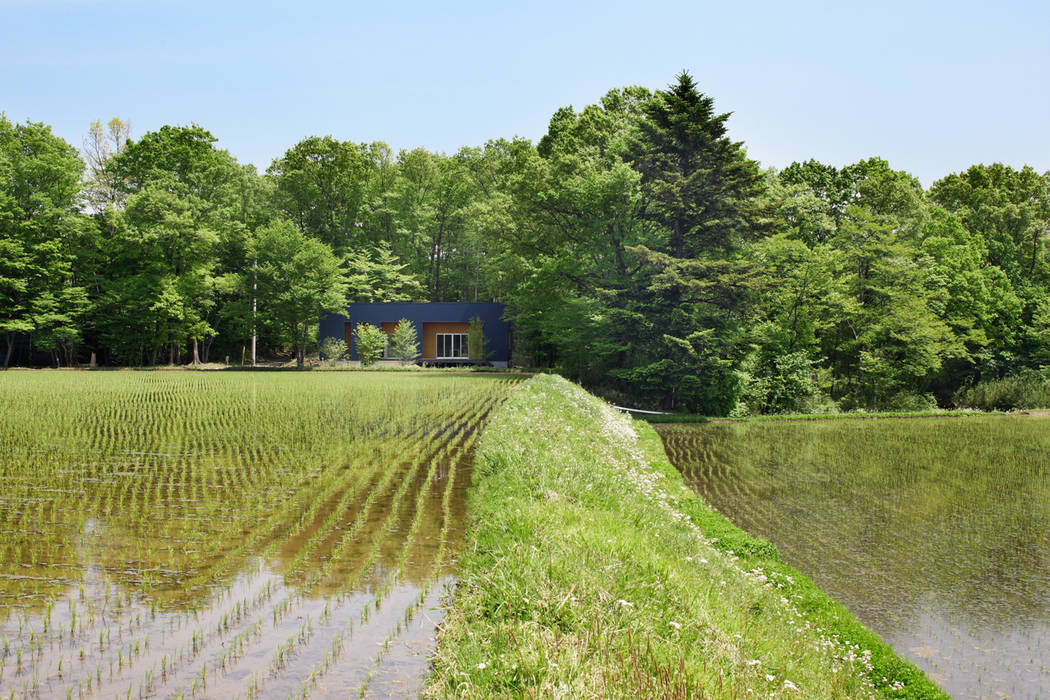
<box><xmin>435</xmin><ymin>332</ymin><xmax>469</xmax><ymax>359</ymax></box>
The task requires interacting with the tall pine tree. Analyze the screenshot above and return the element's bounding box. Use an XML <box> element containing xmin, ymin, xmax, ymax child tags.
<box><xmin>617</xmin><ymin>72</ymin><xmax>764</xmax><ymax>412</ymax></box>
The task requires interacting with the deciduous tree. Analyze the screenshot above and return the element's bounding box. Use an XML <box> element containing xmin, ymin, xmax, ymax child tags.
<box><xmin>253</xmin><ymin>219</ymin><xmax>347</xmax><ymax>366</ymax></box>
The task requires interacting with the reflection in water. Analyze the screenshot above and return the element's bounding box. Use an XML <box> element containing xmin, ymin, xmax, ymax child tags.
<box><xmin>0</xmin><ymin>372</ymin><xmax>516</xmax><ymax>698</ymax></box>
<box><xmin>658</xmin><ymin>416</ymin><xmax>1050</xmax><ymax>700</ymax></box>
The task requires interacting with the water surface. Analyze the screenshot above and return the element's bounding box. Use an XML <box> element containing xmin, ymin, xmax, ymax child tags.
<box><xmin>657</xmin><ymin>416</ymin><xmax>1050</xmax><ymax>699</ymax></box>
<box><xmin>0</xmin><ymin>372</ymin><xmax>518</xmax><ymax>698</ymax></box>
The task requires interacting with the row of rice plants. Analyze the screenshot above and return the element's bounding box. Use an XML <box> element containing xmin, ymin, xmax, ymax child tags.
<box><xmin>656</xmin><ymin>416</ymin><xmax>1050</xmax><ymax>698</ymax></box>
<box><xmin>163</xmin><ymin>394</ymin><xmax>500</xmax><ymax>699</ymax></box>
<box><xmin>0</xmin><ymin>371</ymin><xmax>519</xmax><ymax>698</ymax></box>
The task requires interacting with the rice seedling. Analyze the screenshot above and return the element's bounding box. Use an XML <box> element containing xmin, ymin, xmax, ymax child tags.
<box><xmin>0</xmin><ymin>371</ymin><xmax>519</xmax><ymax>697</ymax></box>
<box><xmin>657</xmin><ymin>415</ymin><xmax>1050</xmax><ymax>699</ymax></box>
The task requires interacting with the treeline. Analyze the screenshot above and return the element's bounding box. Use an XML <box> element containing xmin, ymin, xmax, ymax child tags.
<box><xmin>3</xmin><ymin>72</ymin><xmax>1049</xmax><ymax>412</ymax></box>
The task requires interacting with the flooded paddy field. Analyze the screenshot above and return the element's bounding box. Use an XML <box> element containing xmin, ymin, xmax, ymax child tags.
<box><xmin>657</xmin><ymin>416</ymin><xmax>1050</xmax><ymax>699</ymax></box>
<box><xmin>0</xmin><ymin>371</ymin><xmax>519</xmax><ymax>699</ymax></box>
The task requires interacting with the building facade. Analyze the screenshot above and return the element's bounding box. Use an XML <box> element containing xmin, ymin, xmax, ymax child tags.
<box><xmin>318</xmin><ymin>302</ymin><xmax>510</xmax><ymax>367</ymax></box>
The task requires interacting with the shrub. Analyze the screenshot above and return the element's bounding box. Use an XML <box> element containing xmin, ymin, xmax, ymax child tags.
<box><xmin>354</xmin><ymin>323</ymin><xmax>385</xmax><ymax>367</ymax></box>
<box><xmin>954</xmin><ymin>371</ymin><xmax>1050</xmax><ymax>411</ymax></box>
<box><xmin>467</xmin><ymin>316</ymin><xmax>488</xmax><ymax>365</ymax></box>
<box><xmin>318</xmin><ymin>336</ymin><xmax>346</xmax><ymax>365</ymax></box>
<box><xmin>735</xmin><ymin>351</ymin><xmax>824</xmax><ymax>415</ymax></box>
<box><xmin>389</xmin><ymin>318</ymin><xmax>419</xmax><ymax>363</ymax></box>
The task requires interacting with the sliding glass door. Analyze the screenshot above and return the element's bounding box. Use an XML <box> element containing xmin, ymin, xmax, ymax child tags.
<box><xmin>435</xmin><ymin>333</ymin><xmax>468</xmax><ymax>359</ymax></box>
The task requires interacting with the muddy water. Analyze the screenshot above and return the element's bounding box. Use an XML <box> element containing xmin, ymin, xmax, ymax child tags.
<box><xmin>657</xmin><ymin>416</ymin><xmax>1050</xmax><ymax>700</ymax></box>
<box><xmin>0</xmin><ymin>447</ymin><xmax>474</xmax><ymax>699</ymax></box>
<box><xmin>0</xmin><ymin>456</ymin><xmax>474</xmax><ymax>698</ymax></box>
<box><xmin>0</xmin><ymin>372</ymin><xmax>517</xmax><ymax>699</ymax></box>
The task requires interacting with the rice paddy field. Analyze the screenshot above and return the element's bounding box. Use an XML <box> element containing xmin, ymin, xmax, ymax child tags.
<box><xmin>0</xmin><ymin>370</ymin><xmax>520</xmax><ymax>699</ymax></box>
<box><xmin>657</xmin><ymin>416</ymin><xmax>1050</xmax><ymax>700</ymax></box>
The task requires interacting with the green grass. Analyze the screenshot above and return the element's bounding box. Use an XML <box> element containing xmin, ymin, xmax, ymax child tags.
<box><xmin>426</xmin><ymin>374</ymin><xmax>945</xmax><ymax>699</ymax></box>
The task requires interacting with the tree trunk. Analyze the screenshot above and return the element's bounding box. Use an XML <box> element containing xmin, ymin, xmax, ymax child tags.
<box><xmin>3</xmin><ymin>334</ymin><xmax>12</xmax><ymax>370</ymax></box>
<box><xmin>192</xmin><ymin>337</ymin><xmax>200</xmax><ymax>366</ymax></box>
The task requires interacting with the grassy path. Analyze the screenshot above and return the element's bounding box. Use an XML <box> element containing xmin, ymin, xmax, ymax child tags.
<box><xmin>426</xmin><ymin>374</ymin><xmax>945</xmax><ymax>699</ymax></box>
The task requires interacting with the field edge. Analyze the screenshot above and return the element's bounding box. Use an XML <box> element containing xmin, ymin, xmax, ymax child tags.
<box><xmin>424</xmin><ymin>373</ymin><xmax>946</xmax><ymax>699</ymax></box>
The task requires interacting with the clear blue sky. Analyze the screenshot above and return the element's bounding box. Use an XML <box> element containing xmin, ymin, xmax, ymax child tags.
<box><xmin>3</xmin><ymin>0</ymin><xmax>1048</xmax><ymax>186</ymax></box>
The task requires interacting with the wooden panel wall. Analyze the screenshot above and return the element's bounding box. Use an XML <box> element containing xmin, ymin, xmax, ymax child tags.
<box><xmin>422</xmin><ymin>322</ymin><xmax>470</xmax><ymax>358</ymax></box>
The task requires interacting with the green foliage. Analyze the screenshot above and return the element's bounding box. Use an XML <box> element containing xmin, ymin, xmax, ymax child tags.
<box><xmin>354</xmin><ymin>322</ymin><xmax>385</xmax><ymax>366</ymax></box>
<box><xmin>954</xmin><ymin>371</ymin><xmax>1050</xmax><ymax>410</ymax></box>
<box><xmin>929</xmin><ymin>163</ymin><xmax>1050</xmax><ymax>289</ymax></box>
<box><xmin>343</xmin><ymin>246</ymin><xmax>423</xmax><ymax>302</ymax></box>
<box><xmin>466</xmin><ymin>316</ymin><xmax>487</xmax><ymax>364</ymax></box>
<box><xmin>318</xmin><ymin>335</ymin><xmax>346</xmax><ymax>364</ymax></box>
<box><xmin>268</xmin><ymin>135</ymin><xmax>374</xmax><ymax>257</ymax></box>
<box><xmin>0</xmin><ymin>115</ymin><xmax>89</xmax><ymax>367</ymax></box>
<box><xmin>735</xmin><ymin>350</ymin><xmax>825</xmax><ymax>416</ymax></box>
<box><xmin>629</xmin><ymin>71</ymin><xmax>763</xmax><ymax>257</ymax></box>
<box><xmin>389</xmin><ymin>318</ymin><xmax>419</xmax><ymax>362</ymax></box>
<box><xmin>253</xmin><ymin>219</ymin><xmax>348</xmax><ymax>366</ymax></box>
<box><xmin>3</xmin><ymin>80</ymin><xmax>1049</xmax><ymax>417</ymax></box>
<box><xmin>83</xmin><ymin>124</ymin><xmax>255</xmax><ymax>365</ymax></box>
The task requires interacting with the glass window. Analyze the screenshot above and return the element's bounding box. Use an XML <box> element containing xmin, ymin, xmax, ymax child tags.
<box><xmin>436</xmin><ymin>333</ymin><xmax>468</xmax><ymax>359</ymax></box>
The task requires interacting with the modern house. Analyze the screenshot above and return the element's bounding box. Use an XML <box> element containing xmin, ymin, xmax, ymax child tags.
<box><xmin>319</xmin><ymin>302</ymin><xmax>510</xmax><ymax>367</ymax></box>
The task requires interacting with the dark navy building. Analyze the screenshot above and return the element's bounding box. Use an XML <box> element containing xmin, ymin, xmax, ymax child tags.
<box><xmin>319</xmin><ymin>302</ymin><xmax>510</xmax><ymax>367</ymax></box>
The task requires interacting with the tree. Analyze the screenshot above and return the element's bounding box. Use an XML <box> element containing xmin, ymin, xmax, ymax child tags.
<box><xmin>756</xmin><ymin>159</ymin><xmax>974</xmax><ymax>410</ymax></box>
<box><xmin>467</xmin><ymin>316</ymin><xmax>487</xmax><ymax>364</ymax></box>
<box><xmin>343</xmin><ymin>246</ymin><xmax>424</xmax><ymax>302</ymax></box>
<box><xmin>318</xmin><ymin>336</ymin><xmax>346</xmax><ymax>365</ymax></box>
<box><xmin>389</xmin><ymin>318</ymin><xmax>419</xmax><ymax>363</ymax></box>
<box><xmin>0</xmin><ymin>116</ymin><xmax>89</xmax><ymax>368</ymax></box>
<box><xmin>268</xmin><ymin>136</ymin><xmax>374</xmax><ymax>256</ymax></box>
<box><xmin>354</xmin><ymin>323</ymin><xmax>385</xmax><ymax>367</ymax></box>
<box><xmin>494</xmin><ymin>91</ymin><xmax>652</xmax><ymax>383</ymax></box>
<box><xmin>253</xmin><ymin>219</ymin><xmax>347</xmax><ymax>366</ymax></box>
<box><xmin>929</xmin><ymin>164</ymin><xmax>1050</xmax><ymax>372</ymax></box>
<box><xmin>629</xmin><ymin>71</ymin><xmax>762</xmax><ymax>258</ymax></box>
<box><xmin>82</xmin><ymin>117</ymin><xmax>130</xmax><ymax>210</ymax></box>
<box><xmin>89</xmin><ymin>124</ymin><xmax>249</xmax><ymax>364</ymax></box>
<box><xmin>619</xmin><ymin>73</ymin><xmax>764</xmax><ymax>410</ymax></box>
<box><xmin>821</xmin><ymin>208</ymin><xmax>956</xmax><ymax>407</ymax></box>
<box><xmin>929</xmin><ymin>164</ymin><xmax>1050</xmax><ymax>287</ymax></box>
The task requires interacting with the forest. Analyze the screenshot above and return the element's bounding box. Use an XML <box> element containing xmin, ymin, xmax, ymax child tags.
<box><xmin>2</xmin><ymin>72</ymin><xmax>1049</xmax><ymax>414</ymax></box>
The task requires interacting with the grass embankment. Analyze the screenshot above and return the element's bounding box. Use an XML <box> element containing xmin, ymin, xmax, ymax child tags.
<box><xmin>426</xmin><ymin>374</ymin><xmax>945</xmax><ymax>699</ymax></box>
